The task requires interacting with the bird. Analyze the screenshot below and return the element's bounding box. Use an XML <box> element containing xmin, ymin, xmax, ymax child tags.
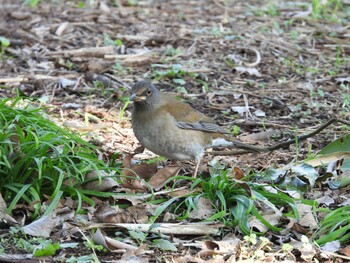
<box><xmin>130</xmin><ymin>80</ymin><xmax>263</xmax><ymax>177</ymax></box>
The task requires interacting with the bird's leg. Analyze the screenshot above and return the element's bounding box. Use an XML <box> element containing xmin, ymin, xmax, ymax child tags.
<box><xmin>193</xmin><ymin>156</ymin><xmax>202</xmax><ymax>178</ymax></box>
<box><xmin>193</xmin><ymin>160</ymin><xmax>200</xmax><ymax>178</ymax></box>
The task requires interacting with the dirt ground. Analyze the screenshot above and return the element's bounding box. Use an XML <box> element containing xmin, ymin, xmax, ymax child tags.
<box><xmin>1</xmin><ymin>0</ymin><xmax>350</xmax><ymax>261</ymax></box>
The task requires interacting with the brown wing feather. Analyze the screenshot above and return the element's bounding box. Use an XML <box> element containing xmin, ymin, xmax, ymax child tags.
<box><xmin>159</xmin><ymin>94</ymin><xmax>212</xmax><ymax>123</ymax></box>
<box><xmin>158</xmin><ymin>94</ymin><xmax>228</xmax><ymax>134</ymax></box>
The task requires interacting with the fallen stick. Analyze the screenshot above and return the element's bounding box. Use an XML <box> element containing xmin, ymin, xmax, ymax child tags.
<box><xmin>46</xmin><ymin>46</ymin><xmax>114</xmax><ymax>57</ymax></box>
<box><xmin>0</xmin><ymin>74</ymin><xmax>79</xmax><ymax>84</ymax></box>
<box><xmin>87</xmin><ymin>222</ymin><xmax>223</xmax><ymax>236</ymax></box>
<box><xmin>211</xmin><ymin>118</ymin><xmax>348</xmax><ymax>155</ymax></box>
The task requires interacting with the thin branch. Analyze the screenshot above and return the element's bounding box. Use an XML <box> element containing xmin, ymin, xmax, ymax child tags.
<box><xmin>211</xmin><ymin>118</ymin><xmax>341</xmax><ymax>156</ymax></box>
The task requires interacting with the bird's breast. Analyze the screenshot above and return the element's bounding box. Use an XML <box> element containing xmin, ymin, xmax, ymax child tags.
<box><xmin>132</xmin><ymin>111</ymin><xmax>209</xmax><ymax>161</ymax></box>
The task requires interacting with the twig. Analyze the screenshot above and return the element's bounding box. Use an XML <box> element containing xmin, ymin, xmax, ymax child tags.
<box><xmin>86</xmin><ymin>222</ymin><xmax>223</xmax><ymax>236</ymax></box>
<box><xmin>235</xmin><ymin>120</ymin><xmax>291</xmax><ymax>129</ymax></box>
<box><xmin>211</xmin><ymin>118</ymin><xmax>341</xmax><ymax>156</ymax></box>
<box><xmin>267</xmin><ymin>118</ymin><xmax>337</xmax><ymax>151</ymax></box>
<box><xmin>103</xmin><ymin>73</ymin><xmax>132</xmax><ymax>90</ymax></box>
<box><xmin>229</xmin><ymin>47</ymin><xmax>262</xmax><ymax>67</ymax></box>
<box><xmin>46</xmin><ymin>46</ymin><xmax>114</xmax><ymax>57</ymax></box>
<box><xmin>0</xmin><ymin>74</ymin><xmax>79</xmax><ymax>84</ymax></box>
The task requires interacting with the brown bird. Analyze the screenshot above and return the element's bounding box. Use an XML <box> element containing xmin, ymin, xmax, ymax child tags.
<box><xmin>130</xmin><ymin>80</ymin><xmax>263</xmax><ymax>177</ymax></box>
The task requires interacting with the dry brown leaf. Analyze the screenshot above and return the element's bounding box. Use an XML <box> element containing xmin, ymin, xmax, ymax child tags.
<box><xmin>227</xmin><ymin>166</ymin><xmax>245</xmax><ymax>180</ymax></box>
<box><xmin>122</xmin><ymin>153</ymin><xmax>133</xmax><ymax>167</ymax></box>
<box><xmin>249</xmin><ymin>213</ymin><xmax>280</xmax><ymax>232</ymax></box>
<box><xmin>316</xmin><ymin>195</ymin><xmax>334</xmax><ymax>206</ymax></box>
<box><xmin>121</xmin><ymin>153</ymin><xmax>158</xmax><ymax>191</ymax></box>
<box><xmin>126</xmin><ymin>204</ymin><xmax>157</xmax><ymax>224</ymax></box>
<box><xmin>93</xmin><ymin>228</ymin><xmax>138</xmax><ymax>251</ymax></box>
<box><xmin>22</xmin><ymin>214</ymin><xmax>58</xmax><ymax>238</ymax></box>
<box><xmin>197</xmin><ymin>250</ymin><xmax>226</xmax><ymax>261</ymax></box>
<box><xmin>120</xmin><ymin>244</ymin><xmax>149</xmax><ymax>262</ymax></box>
<box><xmin>83</xmin><ymin>170</ymin><xmax>119</xmax><ymax>192</ymax></box>
<box><xmin>188</xmin><ymin>197</ymin><xmax>214</xmax><ymax>220</ymax></box>
<box><xmin>204</xmin><ymin>240</ymin><xmax>220</xmax><ymax>250</ymax></box>
<box><xmin>0</xmin><ymin>194</ymin><xmax>18</xmax><ymax>226</ymax></box>
<box><xmin>122</xmin><ymin>54</ymin><xmax>156</xmax><ymax>67</ymax></box>
<box><xmin>203</xmin><ymin>238</ymin><xmax>240</xmax><ymax>254</ymax></box>
<box><xmin>299</xmin><ymin>212</ymin><xmax>318</xmax><ymax>228</ymax></box>
<box><xmin>240</xmin><ymin>130</ymin><xmax>280</xmax><ymax>143</ymax></box>
<box><xmin>148</xmin><ymin>165</ymin><xmax>181</xmax><ymax>191</ymax></box>
<box><xmin>122</xmin><ymin>162</ymin><xmax>158</xmax><ymax>180</ymax></box>
<box><xmin>163</xmin><ymin>212</ymin><xmax>176</xmax><ymax>222</ymax></box>
<box><xmin>167</xmin><ymin>255</ymin><xmax>204</xmax><ymax>263</ymax></box>
<box><xmin>296</xmin><ymin>203</ymin><xmax>318</xmax><ymax>228</ymax></box>
<box><xmin>120</xmin><ymin>178</ymin><xmax>149</xmax><ymax>192</ymax></box>
<box><xmin>291</xmin><ymin>223</ymin><xmax>309</xmax><ymax>234</ymax></box>
<box><xmin>341</xmin><ymin>245</ymin><xmax>350</xmax><ymax>257</ymax></box>
<box><xmin>95</xmin><ymin>204</ymin><xmax>135</xmax><ymax>223</ymax></box>
<box><xmin>169</xmin><ymin>188</ymin><xmax>193</xmax><ymax>198</ymax></box>
<box><xmin>112</xmin><ymin>194</ymin><xmax>147</xmax><ymax>206</ymax></box>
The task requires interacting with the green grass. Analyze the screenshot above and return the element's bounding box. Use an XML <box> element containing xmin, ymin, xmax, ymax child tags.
<box><xmin>314</xmin><ymin>206</ymin><xmax>350</xmax><ymax>245</ymax></box>
<box><xmin>153</xmin><ymin>164</ymin><xmax>302</xmax><ymax>235</ymax></box>
<box><xmin>0</xmin><ymin>98</ymin><xmax>119</xmax><ymax>217</ymax></box>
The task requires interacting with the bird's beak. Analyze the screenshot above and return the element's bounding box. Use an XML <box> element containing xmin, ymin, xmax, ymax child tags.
<box><xmin>129</xmin><ymin>93</ymin><xmax>146</xmax><ymax>102</ymax></box>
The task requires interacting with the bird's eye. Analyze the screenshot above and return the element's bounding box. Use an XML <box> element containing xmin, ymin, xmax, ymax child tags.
<box><xmin>146</xmin><ymin>89</ymin><xmax>152</xmax><ymax>95</ymax></box>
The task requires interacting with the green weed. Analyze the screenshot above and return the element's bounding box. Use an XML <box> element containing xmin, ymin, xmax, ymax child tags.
<box><xmin>24</xmin><ymin>0</ymin><xmax>40</xmax><ymax>8</ymax></box>
<box><xmin>0</xmin><ymin>98</ymin><xmax>119</xmax><ymax>216</ymax></box>
<box><xmin>156</xmin><ymin>163</ymin><xmax>300</xmax><ymax>235</ymax></box>
<box><xmin>314</xmin><ymin>206</ymin><xmax>350</xmax><ymax>245</ymax></box>
<box><xmin>0</xmin><ymin>36</ymin><xmax>10</xmax><ymax>55</ymax></box>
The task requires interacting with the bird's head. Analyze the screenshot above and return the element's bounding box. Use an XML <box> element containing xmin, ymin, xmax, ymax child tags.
<box><xmin>130</xmin><ymin>80</ymin><xmax>160</xmax><ymax>108</ymax></box>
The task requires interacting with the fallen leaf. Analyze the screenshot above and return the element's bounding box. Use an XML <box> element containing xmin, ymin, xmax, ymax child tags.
<box><xmin>253</xmin><ymin>109</ymin><xmax>266</xmax><ymax>117</ymax></box>
<box><xmin>204</xmin><ymin>238</ymin><xmax>240</xmax><ymax>253</ymax></box>
<box><xmin>231</xmin><ymin>106</ymin><xmax>251</xmax><ymax>115</ymax></box>
<box><xmin>299</xmin><ymin>211</ymin><xmax>318</xmax><ymax>228</ymax></box>
<box><xmin>59</xmin><ymin>77</ymin><xmax>77</xmax><ymax>88</ymax></box>
<box><xmin>234</xmin><ymin>66</ymin><xmax>261</xmax><ymax>77</ymax></box>
<box><xmin>83</xmin><ymin>170</ymin><xmax>119</xmax><ymax>192</ymax></box>
<box><xmin>124</xmin><ymin>162</ymin><xmax>158</xmax><ymax>180</ymax></box>
<box><xmin>152</xmin><ymin>239</ymin><xmax>177</xmax><ymax>252</ymax></box>
<box><xmin>0</xmin><ymin>194</ymin><xmax>17</xmax><ymax>226</ymax></box>
<box><xmin>291</xmin><ymin>222</ymin><xmax>309</xmax><ymax>234</ymax></box>
<box><xmin>321</xmin><ymin>240</ymin><xmax>340</xmax><ymax>253</ymax></box>
<box><xmin>292</xmin><ymin>164</ymin><xmax>318</xmax><ymax>187</ymax></box>
<box><xmin>22</xmin><ymin>215</ymin><xmax>58</xmax><ymax>238</ymax></box>
<box><xmin>249</xmin><ymin>213</ymin><xmax>280</xmax><ymax>232</ymax></box>
<box><xmin>93</xmin><ymin>228</ymin><xmax>138</xmax><ymax>251</ymax></box>
<box><xmin>188</xmin><ymin>197</ymin><xmax>214</xmax><ymax>220</ymax></box>
<box><xmin>227</xmin><ymin>166</ymin><xmax>244</xmax><ymax>180</ymax></box>
<box><xmin>148</xmin><ymin>165</ymin><xmax>181</xmax><ymax>191</ymax></box>
<box><xmin>341</xmin><ymin>245</ymin><xmax>350</xmax><ymax>257</ymax></box>
<box><xmin>95</xmin><ymin>204</ymin><xmax>135</xmax><ymax>223</ymax></box>
<box><xmin>316</xmin><ymin>195</ymin><xmax>334</xmax><ymax>206</ymax></box>
<box><xmin>55</xmin><ymin>21</ymin><xmax>71</xmax><ymax>36</ymax></box>
<box><xmin>305</xmin><ymin>152</ymin><xmax>350</xmax><ymax>167</ymax></box>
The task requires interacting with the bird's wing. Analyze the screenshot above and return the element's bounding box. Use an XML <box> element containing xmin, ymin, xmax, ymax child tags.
<box><xmin>158</xmin><ymin>95</ymin><xmax>228</xmax><ymax>134</ymax></box>
<box><xmin>176</xmin><ymin>121</ymin><xmax>229</xmax><ymax>134</ymax></box>
<box><xmin>156</xmin><ymin>94</ymin><xmax>264</xmax><ymax>152</ymax></box>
